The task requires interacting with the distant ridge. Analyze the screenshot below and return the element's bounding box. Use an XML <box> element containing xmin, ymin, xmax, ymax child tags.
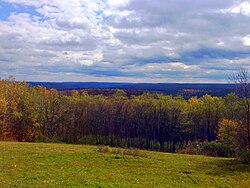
<box><xmin>27</xmin><ymin>82</ymin><xmax>235</xmax><ymax>97</ymax></box>
<box><xmin>27</xmin><ymin>82</ymin><xmax>129</xmax><ymax>90</ymax></box>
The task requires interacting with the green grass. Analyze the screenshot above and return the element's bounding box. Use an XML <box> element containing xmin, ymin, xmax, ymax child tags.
<box><xmin>0</xmin><ymin>142</ymin><xmax>250</xmax><ymax>187</ymax></box>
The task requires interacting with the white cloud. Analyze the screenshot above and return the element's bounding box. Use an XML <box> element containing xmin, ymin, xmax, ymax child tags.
<box><xmin>242</xmin><ymin>35</ymin><xmax>250</xmax><ymax>46</ymax></box>
<box><xmin>221</xmin><ymin>1</ymin><xmax>250</xmax><ymax>16</ymax></box>
<box><xmin>122</xmin><ymin>62</ymin><xmax>199</xmax><ymax>73</ymax></box>
<box><xmin>0</xmin><ymin>0</ymin><xmax>250</xmax><ymax>82</ymax></box>
<box><xmin>108</xmin><ymin>0</ymin><xmax>131</xmax><ymax>9</ymax></box>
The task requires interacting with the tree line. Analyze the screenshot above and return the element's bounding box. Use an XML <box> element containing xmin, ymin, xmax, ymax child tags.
<box><xmin>0</xmin><ymin>76</ymin><xmax>249</xmax><ymax>153</ymax></box>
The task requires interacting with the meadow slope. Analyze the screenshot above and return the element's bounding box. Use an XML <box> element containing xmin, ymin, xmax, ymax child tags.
<box><xmin>0</xmin><ymin>142</ymin><xmax>249</xmax><ymax>187</ymax></box>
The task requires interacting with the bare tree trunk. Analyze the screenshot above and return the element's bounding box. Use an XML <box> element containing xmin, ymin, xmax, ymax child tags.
<box><xmin>246</xmin><ymin>102</ymin><xmax>250</xmax><ymax>148</ymax></box>
<box><xmin>235</xmin><ymin>68</ymin><xmax>250</xmax><ymax>148</ymax></box>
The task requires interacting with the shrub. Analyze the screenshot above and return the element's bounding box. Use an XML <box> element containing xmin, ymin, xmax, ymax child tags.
<box><xmin>180</xmin><ymin>140</ymin><xmax>235</xmax><ymax>157</ymax></box>
<box><xmin>179</xmin><ymin>140</ymin><xmax>203</xmax><ymax>155</ymax></box>
<box><xmin>77</xmin><ymin>136</ymin><xmax>97</xmax><ymax>145</ymax></box>
<box><xmin>98</xmin><ymin>146</ymin><xmax>112</xmax><ymax>153</ymax></box>
<box><xmin>98</xmin><ymin>146</ymin><xmax>147</xmax><ymax>158</ymax></box>
<box><xmin>201</xmin><ymin>141</ymin><xmax>234</xmax><ymax>157</ymax></box>
<box><xmin>50</xmin><ymin>136</ymin><xmax>61</xmax><ymax>143</ymax></box>
<box><xmin>35</xmin><ymin>135</ymin><xmax>50</xmax><ymax>143</ymax></box>
<box><xmin>150</xmin><ymin>140</ymin><xmax>161</xmax><ymax>151</ymax></box>
<box><xmin>237</xmin><ymin>149</ymin><xmax>250</xmax><ymax>164</ymax></box>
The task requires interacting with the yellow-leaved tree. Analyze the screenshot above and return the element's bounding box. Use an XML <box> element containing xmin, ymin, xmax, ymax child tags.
<box><xmin>218</xmin><ymin>119</ymin><xmax>239</xmax><ymax>148</ymax></box>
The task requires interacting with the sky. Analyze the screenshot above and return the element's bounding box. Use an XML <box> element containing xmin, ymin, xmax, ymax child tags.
<box><xmin>0</xmin><ymin>0</ymin><xmax>250</xmax><ymax>83</ymax></box>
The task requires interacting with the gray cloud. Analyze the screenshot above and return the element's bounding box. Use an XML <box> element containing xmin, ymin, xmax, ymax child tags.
<box><xmin>0</xmin><ymin>0</ymin><xmax>250</xmax><ymax>82</ymax></box>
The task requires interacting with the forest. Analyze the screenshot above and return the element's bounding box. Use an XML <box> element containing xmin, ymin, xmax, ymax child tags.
<box><xmin>0</xmin><ymin>77</ymin><xmax>250</xmax><ymax>161</ymax></box>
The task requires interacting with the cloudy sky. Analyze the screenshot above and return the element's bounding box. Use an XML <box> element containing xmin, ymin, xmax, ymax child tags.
<box><xmin>0</xmin><ymin>0</ymin><xmax>250</xmax><ymax>82</ymax></box>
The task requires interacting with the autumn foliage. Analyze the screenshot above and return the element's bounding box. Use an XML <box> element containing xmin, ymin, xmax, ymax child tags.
<box><xmin>0</xmin><ymin>77</ymin><xmax>249</xmax><ymax>156</ymax></box>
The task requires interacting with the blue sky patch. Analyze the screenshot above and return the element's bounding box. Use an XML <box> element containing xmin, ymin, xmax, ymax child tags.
<box><xmin>0</xmin><ymin>2</ymin><xmax>42</xmax><ymax>20</ymax></box>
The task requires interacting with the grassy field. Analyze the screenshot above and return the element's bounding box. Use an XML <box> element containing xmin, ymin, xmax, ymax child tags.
<box><xmin>0</xmin><ymin>142</ymin><xmax>250</xmax><ymax>187</ymax></box>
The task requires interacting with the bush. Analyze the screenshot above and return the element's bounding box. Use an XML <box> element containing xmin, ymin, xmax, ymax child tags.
<box><xmin>237</xmin><ymin>150</ymin><xmax>250</xmax><ymax>164</ymax></box>
<box><xmin>35</xmin><ymin>135</ymin><xmax>50</xmax><ymax>143</ymax></box>
<box><xmin>77</xmin><ymin>136</ymin><xmax>97</xmax><ymax>145</ymax></box>
<box><xmin>180</xmin><ymin>140</ymin><xmax>235</xmax><ymax>157</ymax></box>
<box><xmin>98</xmin><ymin>146</ymin><xmax>112</xmax><ymax>153</ymax></box>
<box><xmin>201</xmin><ymin>141</ymin><xmax>234</xmax><ymax>157</ymax></box>
<box><xmin>50</xmin><ymin>136</ymin><xmax>62</xmax><ymax>143</ymax></box>
<box><xmin>179</xmin><ymin>140</ymin><xmax>203</xmax><ymax>155</ymax></box>
<box><xmin>98</xmin><ymin>146</ymin><xmax>147</xmax><ymax>157</ymax></box>
<box><xmin>150</xmin><ymin>140</ymin><xmax>161</xmax><ymax>151</ymax></box>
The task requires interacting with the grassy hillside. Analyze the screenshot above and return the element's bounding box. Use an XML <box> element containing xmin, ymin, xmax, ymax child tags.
<box><xmin>0</xmin><ymin>142</ymin><xmax>249</xmax><ymax>187</ymax></box>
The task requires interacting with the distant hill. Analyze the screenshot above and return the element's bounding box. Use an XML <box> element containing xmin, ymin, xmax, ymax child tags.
<box><xmin>28</xmin><ymin>82</ymin><xmax>129</xmax><ymax>90</ymax></box>
<box><xmin>117</xmin><ymin>83</ymin><xmax>235</xmax><ymax>97</ymax></box>
<box><xmin>27</xmin><ymin>82</ymin><xmax>235</xmax><ymax>97</ymax></box>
